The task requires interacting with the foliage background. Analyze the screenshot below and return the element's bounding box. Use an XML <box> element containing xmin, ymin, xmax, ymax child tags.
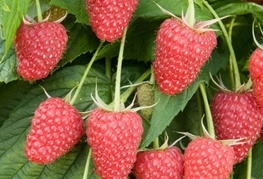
<box><xmin>1</xmin><ymin>0</ymin><xmax>263</xmax><ymax>178</ymax></box>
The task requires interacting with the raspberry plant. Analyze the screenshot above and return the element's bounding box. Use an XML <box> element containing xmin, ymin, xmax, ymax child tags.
<box><xmin>1</xmin><ymin>0</ymin><xmax>263</xmax><ymax>178</ymax></box>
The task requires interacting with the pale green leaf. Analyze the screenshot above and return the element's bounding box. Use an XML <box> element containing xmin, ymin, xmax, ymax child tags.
<box><xmin>1</xmin><ymin>0</ymin><xmax>33</xmax><ymax>62</ymax></box>
<box><xmin>0</xmin><ymin>0</ymin><xmax>10</xmax><ymax>11</ymax></box>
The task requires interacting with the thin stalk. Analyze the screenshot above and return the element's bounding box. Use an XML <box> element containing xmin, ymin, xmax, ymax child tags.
<box><xmin>196</xmin><ymin>89</ymin><xmax>203</xmax><ymax>121</ymax></box>
<box><xmin>153</xmin><ymin>137</ymin><xmax>160</xmax><ymax>149</ymax></box>
<box><xmin>230</xmin><ymin>173</ymin><xmax>234</xmax><ymax>179</ymax></box>
<box><xmin>105</xmin><ymin>57</ymin><xmax>112</xmax><ymax>79</ymax></box>
<box><xmin>70</xmin><ymin>41</ymin><xmax>104</xmax><ymax>105</ymax></box>
<box><xmin>228</xmin><ymin>16</ymin><xmax>236</xmax><ymax>90</ymax></box>
<box><xmin>113</xmin><ymin>27</ymin><xmax>128</xmax><ymax>112</ymax></box>
<box><xmin>149</xmin><ymin>66</ymin><xmax>155</xmax><ymax>84</ymax></box>
<box><xmin>246</xmin><ymin>148</ymin><xmax>252</xmax><ymax>179</ymax></box>
<box><xmin>120</xmin><ymin>69</ymin><xmax>151</xmax><ymax>103</ymax></box>
<box><xmin>202</xmin><ymin>0</ymin><xmax>241</xmax><ymax>90</ymax></box>
<box><xmin>35</xmin><ymin>0</ymin><xmax>43</xmax><ymax>22</ymax></box>
<box><xmin>82</xmin><ymin>148</ymin><xmax>92</xmax><ymax>179</ymax></box>
<box><xmin>108</xmin><ymin>68</ymin><xmax>151</xmax><ymax>108</ymax></box>
<box><xmin>199</xmin><ymin>83</ymin><xmax>215</xmax><ymax>139</ymax></box>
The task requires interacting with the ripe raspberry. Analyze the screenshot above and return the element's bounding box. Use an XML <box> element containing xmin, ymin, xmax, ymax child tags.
<box><xmin>25</xmin><ymin>97</ymin><xmax>84</xmax><ymax>164</ymax></box>
<box><xmin>248</xmin><ymin>47</ymin><xmax>263</xmax><ymax>108</ymax></box>
<box><xmin>153</xmin><ymin>18</ymin><xmax>216</xmax><ymax>95</ymax></box>
<box><xmin>85</xmin><ymin>0</ymin><xmax>138</xmax><ymax>42</ymax></box>
<box><xmin>211</xmin><ymin>91</ymin><xmax>262</xmax><ymax>163</ymax></box>
<box><xmin>86</xmin><ymin>108</ymin><xmax>143</xmax><ymax>178</ymax></box>
<box><xmin>184</xmin><ymin>137</ymin><xmax>234</xmax><ymax>179</ymax></box>
<box><xmin>14</xmin><ymin>21</ymin><xmax>68</xmax><ymax>81</ymax></box>
<box><xmin>133</xmin><ymin>147</ymin><xmax>183</xmax><ymax>179</ymax></box>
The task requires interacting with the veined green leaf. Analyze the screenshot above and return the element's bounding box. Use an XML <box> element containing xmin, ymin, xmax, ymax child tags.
<box><xmin>140</xmin><ymin>49</ymin><xmax>228</xmax><ymax>148</ymax></box>
<box><xmin>215</xmin><ymin>1</ymin><xmax>263</xmax><ymax>24</ymax></box>
<box><xmin>0</xmin><ymin>65</ymin><xmax>111</xmax><ymax>179</ymax></box>
<box><xmin>58</xmin><ymin>15</ymin><xmax>100</xmax><ymax>67</ymax></box>
<box><xmin>1</xmin><ymin>0</ymin><xmax>33</xmax><ymax>62</ymax></box>
<box><xmin>0</xmin><ymin>0</ymin><xmax>10</xmax><ymax>11</ymax></box>
<box><xmin>50</xmin><ymin>0</ymin><xmax>88</xmax><ymax>24</ymax></box>
<box><xmin>0</xmin><ymin>38</ymin><xmax>19</xmax><ymax>83</ymax></box>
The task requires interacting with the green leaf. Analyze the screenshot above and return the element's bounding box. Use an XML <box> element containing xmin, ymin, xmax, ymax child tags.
<box><xmin>0</xmin><ymin>81</ymin><xmax>32</xmax><ymax>127</ymax></box>
<box><xmin>50</xmin><ymin>0</ymin><xmax>88</xmax><ymax>24</ymax></box>
<box><xmin>0</xmin><ymin>65</ymin><xmax>111</xmax><ymax>178</ymax></box>
<box><xmin>135</xmin><ymin>0</ymin><xmax>214</xmax><ymax>20</ymax></box>
<box><xmin>97</xmin><ymin>19</ymin><xmax>161</xmax><ymax>62</ymax></box>
<box><xmin>1</xmin><ymin>0</ymin><xmax>33</xmax><ymax>62</ymax></box>
<box><xmin>140</xmin><ymin>49</ymin><xmax>228</xmax><ymax>148</ymax></box>
<box><xmin>0</xmin><ymin>38</ymin><xmax>19</xmax><ymax>83</ymax></box>
<box><xmin>0</xmin><ymin>0</ymin><xmax>10</xmax><ymax>11</ymax></box>
<box><xmin>233</xmin><ymin>140</ymin><xmax>263</xmax><ymax>179</ymax></box>
<box><xmin>97</xmin><ymin>0</ymin><xmax>217</xmax><ymax>62</ymax></box>
<box><xmin>57</xmin><ymin>15</ymin><xmax>100</xmax><ymax>67</ymax></box>
<box><xmin>215</xmin><ymin>1</ymin><xmax>263</xmax><ymax>24</ymax></box>
<box><xmin>251</xmin><ymin>140</ymin><xmax>263</xmax><ymax>178</ymax></box>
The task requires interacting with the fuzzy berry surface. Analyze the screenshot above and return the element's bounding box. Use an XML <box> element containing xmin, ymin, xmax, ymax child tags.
<box><xmin>85</xmin><ymin>0</ymin><xmax>138</xmax><ymax>42</ymax></box>
<box><xmin>211</xmin><ymin>91</ymin><xmax>262</xmax><ymax>163</ymax></box>
<box><xmin>248</xmin><ymin>48</ymin><xmax>263</xmax><ymax>108</ymax></box>
<box><xmin>86</xmin><ymin>108</ymin><xmax>143</xmax><ymax>179</ymax></box>
<box><xmin>25</xmin><ymin>97</ymin><xmax>84</xmax><ymax>164</ymax></box>
<box><xmin>133</xmin><ymin>147</ymin><xmax>184</xmax><ymax>179</ymax></box>
<box><xmin>153</xmin><ymin>18</ymin><xmax>216</xmax><ymax>95</ymax></box>
<box><xmin>184</xmin><ymin>137</ymin><xmax>234</xmax><ymax>179</ymax></box>
<box><xmin>14</xmin><ymin>21</ymin><xmax>68</xmax><ymax>81</ymax></box>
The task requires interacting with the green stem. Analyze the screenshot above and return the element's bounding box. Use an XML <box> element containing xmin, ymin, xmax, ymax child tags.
<box><xmin>121</xmin><ymin>69</ymin><xmax>151</xmax><ymax>104</ymax></box>
<box><xmin>246</xmin><ymin>148</ymin><xmax>252</xmax><ymax>179</ymax></box>
<box><xmin>153</xmin><ymin>137</ymin><xmax>159</xmax><ymax>149</ymax></box>
<box><xmin>82</xmin><ymin>148</ymin><xmax>92</xmax><ymax>179</ymax></box>
<box><xmin>230</xmin><ymin>172</ymin><xmax>234</xmax><ymax>179</ymax></box>
<box><xmin>149</xmin><ymin>66</ymin><xmax>155</xmax><ymax>84</ymax></box>
<box><xmin>108</xmin><ymin>68</ymin><xmax>151</xmax><ymax>108</ymax></box>
<box><xmin>35</xmin><ymin>0</ymin><xmax>42</xmax><ymax>22</ymax></box>
<box><xmin>196</xmin><ymin>89</ymin><xmax>203</xmax><ymax>121</ymax></box>
<box><xmin>228</xmin><ymin>16</ymin><xmax>236</xmax><ymax>90</ymax></box>
<box><xmin>113</xmin><ymin>27</ymin><xmax>128</xmax><ymax>112</ymax></box>
<box><xmin>199</xmin><ymin>83</ymin><xmax>215</xmax><ymax>139</ymax></box>
<box><xmin>105</xmin><ymin>57</ymin><xmax>112</xmax><ymax>79</ymax></box>
<box><xmin>202</xmin><ymin>0</ymin><xmax>241</xmax><ymax>90</ymax></box>
<box><xmin>70</xmin><ymin>41</ymin><xmax>104</xmax><ymax>105</ymax></box>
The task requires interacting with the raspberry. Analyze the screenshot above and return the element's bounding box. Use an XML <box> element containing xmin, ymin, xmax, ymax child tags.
<box><xmin>25</xmin><ymin>97</ymin><xmax>84</xmax><ymax>164</ymax></box>
<box><xmin>86</xmin><ymin>108</ymin><xmax>143</xmax><ymax>178</ymax></box>
<box><xmin>85</xmin><ymin>0</ymin><xmax>138</xmax><ymax>42</ymax></box>
<box><xmin>14</xmin><ymin>21</ymin><xmax>68</xmax><ymax>81</ymax></box>
<box><xmin>133</xmin><ymin>147</ymin><xmax>183</xmax><ymax>179</ymax></box>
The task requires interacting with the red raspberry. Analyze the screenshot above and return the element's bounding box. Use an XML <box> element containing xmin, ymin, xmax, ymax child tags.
<box><xmin>184</xmin><ymin>137</ymin><xmax>234</xmax><ymax>179</ymax></box>
<box><xmin>133</xmin><ymin>147</ymin><xmax>183</xmax><ymax>179</ymax></box>
<box><xmin>211</xmin><ymin>91</ymin><xmax>262</xmax><ymax>163</ymax></box>
<box><xmin>85</xmin><ymin>0</ymin><xmax>138</xmax><ymax>42</ymax></box>
<box><xmin>25</xmin><ymin>98</ymin><xmax>84</xmax><ymax>164</ymax></box>
<box><xmin>14</xmin><ymin>21</ymin><xmax>68</xmax><ymax>81</ymax></box>
<box><xmin>153</xmin><ymin>18</ymin><xmax>216</xmax><ymax>95</ymax></box>
<box><xmin>86</xmin><ymin>108</ymin><xmax>143</xmax><ymax>178</ymax></box>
